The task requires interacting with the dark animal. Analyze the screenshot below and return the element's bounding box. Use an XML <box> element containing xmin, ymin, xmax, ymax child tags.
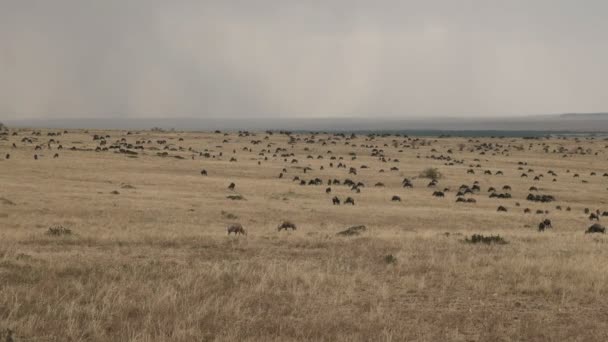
<box><xmin>228</xmin><ymin>182</ymin><xmax>236</xmax><ymax>190</ymax></box>
<box><xmin>277</xmin><ymin>221</ymin><xmax>297</xmax><ymax>231</ymax></box>
<box><xmin>539</xmin><ymin>219</ymin><xmax>552</xmax><ymax>231</ymax></box>
<box><xmin>326</xmin><ymin>187</ymin><xmax>331</xmax><ymax>194</ymax></box>
<box><xmin>497</xmin><ymin>206</ymin><xmax>507</xmax><ymax>212</ymax></box>
<box><xmin>201</xmin><ymin>170</ymin><xmax>207</xmax><ymax>176</ymax></box>
<box><xmin>586</xmin><ymin>223</ymin><xmax>606</xmax><ymax>234</ymax></box>
<box><xmin>432</xmin><ymin>191</ymin><xmax>445</xmax><ymax>197</ymax></box>
<box><xmin>332</xmin><ymin>196</ymin><xmax>341</xmax><ymax>205</ymax></box>
<box><xmin>226</xmin><ymin>223</ymin><xmax>246</xmax><ymax>235</ymax></box>
<box><xmin>345</xmin><ymin>197</ymin><xmax>355</xmax><ymax>205</ymax></box>
<box><xmin>391</xmin><ymin>195</ymin><xmax>401</xmax><ymax>202</ymax></box>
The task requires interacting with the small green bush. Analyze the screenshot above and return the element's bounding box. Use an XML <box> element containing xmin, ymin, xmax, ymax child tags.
<box><xmin>420</xmin><ymin>168</ymin><xmax>442</xmax><ymax>179</ymax></box>
<box><xmin>47</xmin><ymin>225</ymin><xmax>72</xmax><ymax>236</ymax></box>
<box><xmin>465</xmin><ymin>234</ymin><xmax>507</xmax><ymax>245</ymax></box>
<box><xmin>384</xmin><ymin>254</ymin><xmax>397</xmax><ymax>264</ymax></box>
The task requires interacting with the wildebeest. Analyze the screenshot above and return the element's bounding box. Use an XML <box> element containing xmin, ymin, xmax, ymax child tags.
<box><xmin>228</xmin><ymin>182</ymin><xmax>236</xmax><ymax>190</ymax></box>
<box><xmin>345</xmin><ymin>197</ymin><xmax>355</xmax><ymax>205</ymax></box>
<box><xmin>332</xmin><ymin>196</ymin><xmax>341</xmax><ymax>205</ymax></box>
<box><xmin>497</xmin><ymin>206</ymin><xmax>507</xmax><ymax>212</ymax></box>
<box><xmin>391</xmin><ymin>195</ymin><xmax>401</xmax><ymax>202</ymax></box>
<box><xmin>5</xmin><ymin>154</ymin><xmax>9</xmax><ymax>159</ymax></box>
<box><xmin>277</xmin><ymin>221</ymin><xmax>297</xmax><ymax>231</ymax></box>
<box><xmin>586</xmin><ymin>223</ymin><xmax>606</xmax><ymax>234</ymax></box>
<box><xmin>539</xmin><ymin>219</ymin><xmax>552</xmax><ymax>231</ymax></box>
<box><xmin>589</xmin><ymin>213</ymin><xmax>600</xmax><ymax>221</ymax></box>
<box><xmin>53</xmin><ymin>153</ymin><xmax>59</xmax><ymax>158</ymax></box>
<box><xmin>326</xmin><ymin>187</ymin><xmax>331</xmax><ymax>194</ymax></box>
<box><xmin>201</xmin><ymin>169</ymin><xmax>208</xmax><ymax>176</ymax></box>
<box><xmin>432</xmin><ymin>191</ymin><xmax>444</xmax><ymax>197</ymax></box>
<box><xmin>226</xmin><ymin>223</ymin><xmax>246</xmax><ymax>235</ymax></box>
<box><xmin>34</xmin><ymin>154</ymin><xmax>38</xmax><ymax>160</ymax></box>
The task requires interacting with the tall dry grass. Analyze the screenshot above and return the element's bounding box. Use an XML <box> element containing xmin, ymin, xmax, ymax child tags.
<box><xmin>1</xmin><ymin>129</ymin><xmax>608</xmax><ymax>341</ymax></box>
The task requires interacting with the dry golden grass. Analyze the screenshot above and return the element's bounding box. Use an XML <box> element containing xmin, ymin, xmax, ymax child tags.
<box><xmin>1</xmin><ymin>128</ymin><xmax>608</xmax><ymax>341</ymax></box>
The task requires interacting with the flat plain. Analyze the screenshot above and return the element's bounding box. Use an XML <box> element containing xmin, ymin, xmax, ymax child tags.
<box><xmin>1</xmin><ymin>128</ymin><xmax>608</xmax><ymax>341</ymax></box>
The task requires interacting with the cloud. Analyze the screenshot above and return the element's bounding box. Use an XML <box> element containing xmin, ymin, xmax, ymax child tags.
<box><xmin>1</xmin><ymin>0</ymin><xmax>607</xmax><ymax>119</ymax></box>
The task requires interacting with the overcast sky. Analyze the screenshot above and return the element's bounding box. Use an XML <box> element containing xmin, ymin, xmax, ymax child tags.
<box><xmin>1</xmin><ymin>0</ymin><xmax>607</xmax><ymax>120</ymax></box>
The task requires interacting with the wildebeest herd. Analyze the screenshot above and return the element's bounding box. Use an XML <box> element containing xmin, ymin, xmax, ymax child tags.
<box><xmin>1</xmin><ymin>127</ymin><xmax>608</xmax><ymax>237</ymax></box>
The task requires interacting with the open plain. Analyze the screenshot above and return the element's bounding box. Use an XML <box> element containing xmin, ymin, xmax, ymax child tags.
<box><xmin>1</xmin><ymin>128</ymin><xmax>608</xmax><ymax>341</ymax></box>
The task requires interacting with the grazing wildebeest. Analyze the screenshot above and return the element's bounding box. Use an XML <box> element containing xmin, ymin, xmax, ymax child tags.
<box><xmin>497</xmin><ymin>206</ymin><xmax>507</xmax><ymax>212</ymax></box>
<box><xmin>228</xmin><ymin>182</ymin><xmax>236</xmax><ymax>190</ymax></box>
<box><xmin>391</xmin><ymin>195</ymin><xmax>401</xmax><ymax>202</ymax></box>
<box><xmin>53</xmin><ymin>153</ymin><xmax>59</xmax><ymax>158</ymax></box>
<box><xmin>34</xmin><ymin>154</ymin><xmax>38</xmax><ymax>160</ymax></box>
<box><xmin>201</xmin><ymin>169</ymin><xmax>207</xmax><ymax>176</ymax></box>
<box><xmin>345</xmin><ymin>197</ymin><xmax>355</xmax><ymax>205</ymax></box>
<box><xmin>432</xmin><ymin>191</ymin><xmax>444</xmax><ymax>197</ymax></box>
<box><xmin>538</xmin><ymin>219</ymin><xmax>552</xmax><ymax>231</ymax></box>
<box><xmin>586</xmin><ymin>223</ymin><xmax>606</xmax><ymax>234</ymax></box>
<box><xmin>589</xmin><ymin>213</ymin><xmax>600</xmax><ymax>221</ymax></box>
<box><xmin>277</xmin><ymin>221</ymin><xmax>297</xmax><ymax>231</ymax></box>
<box><xmin>5</xmin><ymin>154</ymin><xmax>9</xmax><ymax>159</ymax></box>
<box><xmin>226</xmin><ymin>223</ymin><xmax>246</xmax><ymax>235</ymax></box>
<box><xmin>326</xmin><ymin>187</ymin><xmax>331</xmax><ymax>194</ymax></box>
<box><xmin>332</xmin><ymin>196</ymin><xmax>341</xmax><ymax>205</ymax></box>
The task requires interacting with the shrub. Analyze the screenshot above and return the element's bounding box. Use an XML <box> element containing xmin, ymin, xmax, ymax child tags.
<box><xmin>47</xmin><ymin>225</ymin><xmax>72</xmax><ymax>236</ymax></box>
<box><xmin>337</xmin><ymin>225</ymin><xmax>366</xmax><ymax>236</ymax></box>
<box><xmin>465</xmin><ymin>234</ymin><xmax>507</xmax><ymax>245</ymax></box>
<box><xmin>221</xmin><ymin>211</ymin><xmax>238</xmax><ymax>219</ymax></box>
<box><xmin>420</xmin><ymin>167</ymin><xmax>442</xmax><ymax>180</ymax></box>
<box><xmin>384</xmin><ymin>254</ymin><xmax>397</xmax><ymax>264</ymax></box>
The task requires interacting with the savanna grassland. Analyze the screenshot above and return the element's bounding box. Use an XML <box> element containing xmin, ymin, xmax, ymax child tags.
<box><xmin>1</xmin><ymin>128</ymin><xmax>608</xmax><ymax>341</ymax></box>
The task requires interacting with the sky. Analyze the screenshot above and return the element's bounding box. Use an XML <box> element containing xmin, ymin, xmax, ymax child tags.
<box><xmin>1</xmin><ymin>0</ymin><xmax>607</xmax><ymax>120</ymax></box>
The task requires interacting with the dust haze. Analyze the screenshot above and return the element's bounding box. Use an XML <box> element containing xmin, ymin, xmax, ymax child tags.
<box><xmin>2</xmin><ymin>0</ymin><xmax>608</xmax><ymax>120</ymax></box>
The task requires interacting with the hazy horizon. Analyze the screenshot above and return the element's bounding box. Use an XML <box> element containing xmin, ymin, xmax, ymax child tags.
<box><xmin>2</xmin><ymin>1</ymin><xmax>608</xmax><ymax>120</ymax></box>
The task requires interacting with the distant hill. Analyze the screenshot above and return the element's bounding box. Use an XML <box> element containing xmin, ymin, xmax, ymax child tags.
<box><xmin>5</xmin><ymin>113</ymin><xmax>608</xmax><ymax>133</ymax></box>
<box><xmin>559</xmin><ymin>113</ymin><xmax>608</xmax><ymax>119</ymax></box>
